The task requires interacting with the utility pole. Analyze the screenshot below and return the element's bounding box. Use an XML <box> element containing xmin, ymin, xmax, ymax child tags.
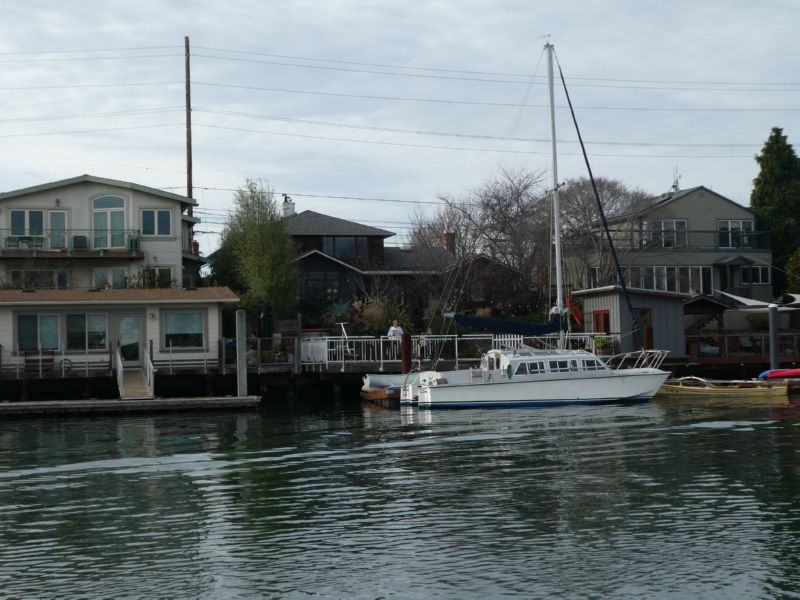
<box><xmin>184</xmin><ymin>35</ymin><xmax>193</xmax><ymax>214</ymax></box>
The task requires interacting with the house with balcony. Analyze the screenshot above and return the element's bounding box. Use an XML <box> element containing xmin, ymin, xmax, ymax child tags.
<box><xmin>0</xmin><ymin>175</ymin><xmax>237</xmax><ymax>400</ymax></box>
<box><xmin>574</xmin><ymin>186</ymin><xmax>772</xmax><ymax>303</ymax></box>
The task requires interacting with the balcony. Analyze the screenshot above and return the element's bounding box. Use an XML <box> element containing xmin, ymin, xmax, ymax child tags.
<box><xmin>605</xmin><ymin>228</ymin><xmax>771</xmax><ymax>252</ymax></box>
<box><xmin>0</xmin><ymin>229</ymin><xmax>143</xmax><ymax>259</ymax></box>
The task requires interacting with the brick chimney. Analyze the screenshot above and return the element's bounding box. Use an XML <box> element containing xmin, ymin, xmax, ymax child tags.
<box><xmin>440</xmin><ymin>231</ymin><xmax>456</xmax><ymax>253</ymax></box>
<box><xmin>282</xmin><ymin>194</ymin><xmax>295</xmax><ymax>217</ymax></box>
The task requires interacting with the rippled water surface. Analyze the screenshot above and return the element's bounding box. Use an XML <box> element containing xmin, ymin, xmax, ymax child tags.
<box><xmin>3</xmin><ymin>395</ymin><xmax>800</xmax><ymax>598</ymax></box>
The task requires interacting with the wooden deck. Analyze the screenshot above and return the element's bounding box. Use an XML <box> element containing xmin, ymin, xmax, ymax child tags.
<box><xmin>0</xmin><ymin>396</ymin><xmax>261</xmax><ymax>415</ymax></box>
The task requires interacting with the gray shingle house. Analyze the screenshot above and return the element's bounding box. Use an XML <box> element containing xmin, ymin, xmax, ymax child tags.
<box><xmin>282</xmin><ymin>200</ymin><xmax>453</xmax><ymax>314</ymax></box>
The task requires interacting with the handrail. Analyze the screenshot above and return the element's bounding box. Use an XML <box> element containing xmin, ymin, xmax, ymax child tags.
<box><xmin>114</xmin><ymin>345</ymin><xmax>125</xmax><ymax>397</ymax></box>
<box><xmin>144</xmin><ymin>341</ymin><xmax>155</xmax><ymax>395</ymax></box>
<box><xmin>0</xmin><ymin>227</ymin><xmax>141</xmax><ymax>252</ymax></box>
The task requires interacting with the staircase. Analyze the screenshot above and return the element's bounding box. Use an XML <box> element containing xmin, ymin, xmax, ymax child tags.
<box><xmin>120</xmin><ymin>370</ymin><xmax>154</xmax><ymax>400</ymax></box>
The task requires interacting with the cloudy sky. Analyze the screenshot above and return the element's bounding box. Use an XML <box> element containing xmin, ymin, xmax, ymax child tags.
<box><xmin>2</xmin><ymin>0</ymin><xmax>799</xmax><ymax>253</ymax></box>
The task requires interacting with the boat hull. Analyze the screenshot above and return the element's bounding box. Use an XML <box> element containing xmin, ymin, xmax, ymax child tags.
<box><xmin>416</xmin><ymin>369</ymin><xmax>669</xmax><ymax>408</ymax></box>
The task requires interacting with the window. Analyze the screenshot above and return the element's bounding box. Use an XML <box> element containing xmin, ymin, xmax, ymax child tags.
<box><xmin>49</xmin><ymin>211</ymin><xmax>67</xmax><ymax>250</ymax></box>
<box><xmin>304</xmin><ymin>271</ymin><xmax>339</xmax><ymax>301</ymax></box>
<box><xmin>661</xmin><ymin>219</ymin><xmax>687</xmax><ymax>248</ymax></box>
<box><xmin>593</xmin><ymin>310</ymin><xmax>610</xmax><ymax>334</ymax></box>
<box><xmin>742</xmin><ymin>266</ymin><xmax>771</xmax><ymax>285</ymax></box>
<box><xmin>527</xmin><ymin>361</ymin><xmax>544</xmax><ymax>374</ymax></box>
<box><xmin>515</xmin><ymin>362</ymin><xmax>528</xmax><ymax>375</ymax></box>
<box><xmin>321</xmin><ymin>236</ymin><xmax>368</xmax><ymax>260</ymax></box>
<box><xmin>93</xmin><ymin>196</ymin><xmax>125</xmax><ymax>249</ymax></box>
<box><xmin>10</xmin><ymin>270</ymin><xmax>68</xmax><ymax>289</ymax></box>
<box><xmin>548</xmin><ymin>360</ymin><xmax>570</xmax><ymax>373</ymax></box>
<box><xmin>583</xmin><ymin>359</ymin><xmax>604</xmax><ymax>371</ymax></box>
<box><xmin>142</xmin><ymin>267</ymin><xmax>172</xmax><ymax>288</ymax></box>
<box><xmin>10</xmin><ymin>209</ymin><xmax>44</xmax><ymax>236</ymax></box>
<box><xmin>17</xmin><ymin>314</ymin><xmax>59</xmax><ymax>351</ymax></box>
<box><xmin>94</xmin><ymin>268</ymin><xmax>128</xmax><ymax>289</ymax></box>
<box><xmin>164</xmin><ymin>312</ymin><xmax>204</xmax><ymax>348</ymax></box>
<box><xmin>141</xmin><ymin>209</ymin><xmax>171</xmax><ymax>236</ymax></box>
<box><xmin>718</xmin><ymin>220</ymin><xmax>753</xmax><ymax>249</ymax></box>
<box><xmin>66</xmin><ymin>314</ymin><xmax>107</xmax><ymax>351</ymax></box>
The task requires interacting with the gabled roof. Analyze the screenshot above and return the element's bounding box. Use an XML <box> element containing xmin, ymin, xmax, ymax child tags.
<box><xmin>294</xmin><ymin>248</ymin><xmax>450</xmax><ymax>275</ymax></box>
<box><xmin>607</xmin><ymin>185</ymin><xmax>754</xmax><ymax>225</ymax></box>
<box><xmin>0</xmin><ymin>174</ymin><xmax>197</xmax><ymax>206</ymax></box>
<box><xmin>380</xmin><ymin>246</ymin><xmax>455</xmax><ymax>272</ymax></box>
<box><xmin>642</xmin><ymin>186</ymin><xmax>752</xmax><ymax>217</ymax></box>
<box><xmin>571</xmin><ymin>285</ymin><xmax>689</xmax><ymax>300</ymax></box>
<box><xmin>283</xmin><ymin>210</ymin><xmax>394</xmax><ymax>237</ymax></box>
<box><xmin>294</xmin><ymin>249</ymin><xmax>365</xmax><ymax>273</ymax></box>
<box><xmin>0</xmin><ymin>286</ymin><xmax>238</xmax><ymax>305</ymax></box>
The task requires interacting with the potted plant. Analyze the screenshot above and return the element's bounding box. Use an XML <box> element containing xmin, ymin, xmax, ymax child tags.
<box><xmin>594</xmin><ymin>335</ymin><xmax>614</xmax><ymax>356</ymax></box>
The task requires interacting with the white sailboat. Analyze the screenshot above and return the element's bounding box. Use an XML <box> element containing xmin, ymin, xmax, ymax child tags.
<box><xmin>403</xmin><ymin>43</ymin><xmax>670</xmax><ymax>408</ymax></box>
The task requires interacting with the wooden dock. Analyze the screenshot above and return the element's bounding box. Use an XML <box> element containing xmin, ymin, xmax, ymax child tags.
<box><xmin>0</xmin><ymin>395</ymin><xmax>262</xmax><ymax>416</ymax></box>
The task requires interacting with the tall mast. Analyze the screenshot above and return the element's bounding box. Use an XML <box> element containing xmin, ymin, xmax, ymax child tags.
<box><xmin>185</xmin><ymin>35</ymin><xmax>193</xmax><ymax>212</ymax></box>
<box><xmin>546</xmin><ymin>42</ymin><xmax>564</xmax><ymax>345</ymax></box>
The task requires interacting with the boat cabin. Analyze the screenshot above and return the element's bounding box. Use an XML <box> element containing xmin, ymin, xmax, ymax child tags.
<box><xmin>482</xmin><ymin>348</ymin><xmax>610</xmax><ymax>378</ymax></box>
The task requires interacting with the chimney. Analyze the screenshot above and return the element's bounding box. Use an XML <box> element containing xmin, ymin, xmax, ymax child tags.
<box><xmin>440</xmin><ymin>231</ymin><xmax>456</xmax><ymax>253</ymax></box>
<box><xmin>282</xmin><ymin>193</ymin><xmax>295</xmax><ymax>217</ymax></box>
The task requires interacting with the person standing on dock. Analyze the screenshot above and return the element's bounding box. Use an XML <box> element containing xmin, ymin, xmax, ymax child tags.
<box><xmin>387</xmin><ymin>320</ymin><xmax>404</xmax><ymax>339</ymax></box>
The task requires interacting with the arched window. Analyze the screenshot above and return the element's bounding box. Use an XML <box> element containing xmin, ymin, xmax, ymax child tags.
<box><xmin>92</xmin><ymin>196</ymin><xmax>125</xmax><ymax>248</ymax></box>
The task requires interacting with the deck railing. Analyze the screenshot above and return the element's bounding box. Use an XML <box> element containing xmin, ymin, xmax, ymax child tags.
<box><xmin>144</xmin><ymin>341</ymin><xmax>156</xmax><ymax>393</ymax></box>
<box><xmin>114</xmin><ymin>346</ymin><xmax>125</xmax><ymax>397</ymax></box>
<box><xmin>686</xmin><ymin>332</ymin><xmax>800</xmax><ymax>359</ymax></box>
<box><xmin>0</xmin><ymin>228</ymin><xmax>141</xmax><ymax>253</ymax></box>
<box><xmin>601</xmin><ymin>228</ymin><xmax>770</xmax><ymax>252</ymax></box>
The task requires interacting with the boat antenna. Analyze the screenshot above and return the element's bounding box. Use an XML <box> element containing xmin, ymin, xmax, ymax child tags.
<box><xmin>545</xmin><ymin>42</ymin><xmax>565</xmax><ymax>348</ymax></box>
<box><xmin>553</xmin><ymin>50</ymin><xmax>643</xmax><ymax>349</ymax></box>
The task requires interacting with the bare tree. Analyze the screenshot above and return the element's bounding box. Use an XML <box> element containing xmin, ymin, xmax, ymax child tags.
<box><xmin>559</xmin><ymin>177</ymin><xmax>650</xmax><ymax>291</ymax></box>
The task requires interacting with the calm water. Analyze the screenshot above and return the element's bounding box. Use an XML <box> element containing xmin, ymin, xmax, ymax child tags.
<box><xmin>2</xmin><ymin>396</ymin><xmax>800</xmax><ymax>599</ymax></box>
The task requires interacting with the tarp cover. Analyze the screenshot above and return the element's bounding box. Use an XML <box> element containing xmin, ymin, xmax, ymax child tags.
<box><xmin>454</xmin><ymin>314</ymin><xmax>562</xmax><ymax>335</ymax></box>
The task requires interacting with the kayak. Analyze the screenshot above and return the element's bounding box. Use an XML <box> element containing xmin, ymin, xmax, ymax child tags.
<box><xmin>758</xmin><ymin>368</ymin><xmax>800</xmax><ymax>379</ymax></box>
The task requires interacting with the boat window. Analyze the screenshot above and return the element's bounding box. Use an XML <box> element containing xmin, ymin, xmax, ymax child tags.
<box><xmin>548</xmin><ymin>360</ymin><xmax>570</xmax><ymax>373</ymax></box>
<box><xmin>583</xmin><ymin>359</ymin><xmax>604</xmax><ymax>371</ymax></box>
<box><xmin>569</xmin><ymin>359</ymin><xmax>578</xmax><ymax>371</ymax></box>
<box><xmin>515</xmin><ymin>363</ymin><xmax>529</xmax><ymax>375</ymax></box>
<box><xmin>528</xmin><ymin>361</ymin><xmax>544</xmax><ymax>374</ymax></box>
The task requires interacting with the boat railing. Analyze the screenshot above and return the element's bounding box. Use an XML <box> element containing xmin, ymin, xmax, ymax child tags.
<box><xmin>607</xmin><ymin>349</ymin><xmax>669</xmax><ymax>371</ymax></box>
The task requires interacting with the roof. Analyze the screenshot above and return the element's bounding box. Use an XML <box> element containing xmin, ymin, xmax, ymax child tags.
<box><xmin>713</xmin><ymin>255</ymin><xmax>753</xmax><ymax>267</ymax></box>
<box><xmin>0</xmin><ymin>287</ymin><xmax>238</xmax><ymax>305</ymax></box>
<box><xmin>294</xmin><ymin>247</ymin><xmax>451</xmax><ymax>275</ymax></box>
<box><xmin>571</xmin><ymin>285</ymin><xmax>689</xmax><ymax>300</ymax></box>
<box><xmin>380</xmin><ymin>246</ymin><xmax>455</xmax><ymax>272</ymax></box>
<box><xmin>0</xmin><ymin>175</ymin><xmax>197</xmax><ymax>207</ymax></box>
<box><xmin>609</xmin><ymin>185</ymin><xmax>754</xmax><ymax>223</ymax></box>
<box><xmin>283</xmin><ymin>210</ymin><xmax>394</xmax><ymax>237</ymax></box>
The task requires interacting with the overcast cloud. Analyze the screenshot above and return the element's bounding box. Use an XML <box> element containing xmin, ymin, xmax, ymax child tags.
<box><xmin>1</xmin><ymin>0</ymin><xmax>799</xmax><ymax>253</ymax></box>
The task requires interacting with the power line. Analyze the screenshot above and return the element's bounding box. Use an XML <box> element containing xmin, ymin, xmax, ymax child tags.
<box><xmin>194</xmin><ymin>122</ymin><xmax>752</xmax><ymax>158</ymax></box>
<box><xmin>0</xmin><ymin>107</ymin><xmax>183</xmax><ymax>124</ymax></box>
<box><xmin>0</xmin><ymin>45</ymin><xmax>180</xmax><ymax>56</ymax></box>
<box><xmin>195</xmin><ymin>106</ymin><xmax>764</xmax><ymax>148</ymax></box>
<box><xmin>192</xmin><ymin>45</ymin><xmax>800</xmax><ymax>87</ymax></box>
<box><xmin>0</xmin><ymin>123</ymin><xmax>182</xmax><ymax>139</ymax></box>
<box><xmin>0</xmin><ymin>53</ymin><xmax>182</xmax><ymax>64</ymax></box>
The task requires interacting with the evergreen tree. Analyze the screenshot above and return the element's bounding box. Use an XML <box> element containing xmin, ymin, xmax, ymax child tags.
<box><xmin>750</xmin><ymin>127</ymin><xmax>800</xmax><ymax>295</ymax></box>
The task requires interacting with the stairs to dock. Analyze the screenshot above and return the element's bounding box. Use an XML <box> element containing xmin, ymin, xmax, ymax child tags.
<box><xmin>120</xmin><ymin>370</ymin><xmax>154</xmax><ymax>400</ymax></box>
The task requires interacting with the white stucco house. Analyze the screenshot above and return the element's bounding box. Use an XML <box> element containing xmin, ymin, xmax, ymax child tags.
<box><xmin>0</xmin><ymin>175</ymin><xmax>238</xmax><ymax>399</ymax></box>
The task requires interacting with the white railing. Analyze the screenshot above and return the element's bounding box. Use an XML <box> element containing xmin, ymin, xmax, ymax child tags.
<box><xmin>114</xmin><ymin>345</ymin><xmax>125</xmax><ymax>397</ymax></box>
<box><xmin>144</xmin><ymin>342</ymin><xmax>155</xmax><ymax>395</ymax></box>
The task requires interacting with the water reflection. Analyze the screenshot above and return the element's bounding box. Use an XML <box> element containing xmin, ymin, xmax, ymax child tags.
<box><xmin>1</xmin><ymin>398</ymin><xmax>800</xmax><ymax>598</ymax></box>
